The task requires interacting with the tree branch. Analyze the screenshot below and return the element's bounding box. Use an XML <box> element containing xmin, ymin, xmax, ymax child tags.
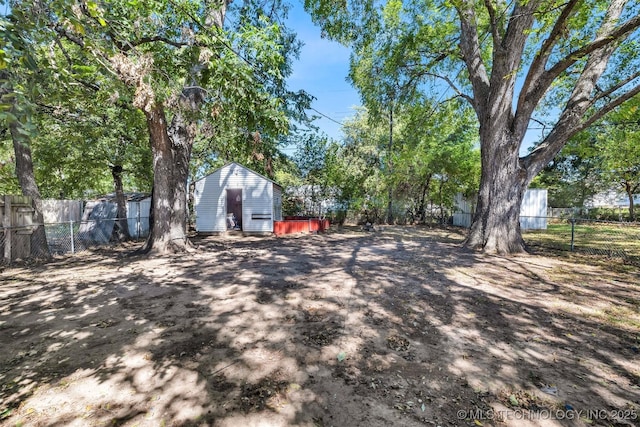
<box><xmin>422</xmin><ymin>72</ymin><xmax>474</xmax><ymax>105</ymax></box>
<box><xmin>501</xmin><ymin>0</ymin><xmax>539</xmax><ymax>51</ymax></box>
<box><xmin>485</xmin><ymin>0</ymin><xmax>539</xmax><ymax>127</ymax></box>
<box><xmin>455</xmin><ymin>0</ymin><xmax>490</xmax><ymax>113</ymax></box>
<box><xmin>545</xmin><ymin>15</ymin><xmax>640</xmax><ymax>83</ymax></box>
<box><xmin>514</xmin><ymin>0</ymin><xmax>579</xmax><ymax>135</ymax></box>
<box><xmin>54</xmin><ymin>24</ymin><xmax>85</xmax><ymax>48</ymax></box>
<box><xmin>530</xmin><ymin>117</ymin><xmax>550</xmax><ymax>137</ymax></box>
<box><xmin>532</xmin><ymin>0</ymin><xmax>578</xmax><ymax>66</ymax></box>
<box><xmin>54</xmin><ymin>36</ymin><xmax>74</xmax><ymax>66</ymax></box>
<box><xmin>521</xmin><ymin>0</ymin><xmax>630</xmax><ymax>181</ymax></box>
<box><xmin>120</xmin><ymin>36</ymin><xmax>193</xmax><ymax>52</ymax></box>
<box><xmin>578</xmin><ymin>84</ymin><xmax>640</xmax><ymax>133</ymax></box>
<box><xmin>523</xmin><ymin>83</ymin><xmax>640</xmax><ymax>181</ymax></box>
<box><xmin>482</xmin><ymin>0</ymin><xmax>502</xmax><ymax>47</ymax></box>
<box><xmin>72</xmin><ymin>77</ymin><xmax>101</xmax><ymax>92</ymax></box>
<box><xmin>589</xmin><ymin>71</ymin><xmax>640</xmax><ymax>106</ymax></box>
<box><xmin>515</xmin><ymin>3</ymin><xmax>639</xmax><ymax>139</ymax></box>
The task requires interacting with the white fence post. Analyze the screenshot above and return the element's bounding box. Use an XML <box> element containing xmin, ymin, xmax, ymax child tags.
<box><xmin>137</xmin><ymin>203</ymin><xmax>141</xmax><ymax>239</ymax></box>
<box><xmin>3</xmin><ymin>195</ymin><xmax>11</xmax><ymax>262</ymax></box>
<box><xmin>69</xmin><ymin>220</ymin><xmax>75</xmax><ymax>253</ymax></box>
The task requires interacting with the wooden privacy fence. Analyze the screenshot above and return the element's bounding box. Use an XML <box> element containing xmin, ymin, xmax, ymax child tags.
<box><xmin>1</xmin><ymin>195</ymin><xmax>34</xmax><ymax>261</ymax></box>
<box><xmin>273</xmin><ymin>218</ymin><xmax>330</xmax><ymax>236</ymax></box>
<box><xmin>41</xmin><ymin>199</ymin><xmax>84</xmax><ymax>223</ymax></box>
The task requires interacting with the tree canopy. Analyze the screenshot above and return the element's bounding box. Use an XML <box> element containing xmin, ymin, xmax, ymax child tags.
<box><xmin>1</xmin><ymin>0</ymin><xmax>312</xmax><ymax>253</ymax></box>
<box><xmin>537</xmin><ymin>97</ymin><xmax>640</xmax><ymax>218</ymax></box>
<box><xmin>305</xmin><ymin>0</ymin><xmax>640</xmax><ymax>253</ymax></box>
<box><xmin>299</xmin><ymin>99</ymin><xmax>479</xmax><ymax>224</ymax></box>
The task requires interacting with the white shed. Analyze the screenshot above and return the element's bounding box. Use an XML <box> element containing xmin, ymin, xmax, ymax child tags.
<box><xmin>453</xmin><ymin>189</ymin><xmax>548</xmax><ymax>230</ymax></box>
<box><xmin>193</xmin><ymin>162</ymin><xmax>283</xmax><ymax>233</ymax></box>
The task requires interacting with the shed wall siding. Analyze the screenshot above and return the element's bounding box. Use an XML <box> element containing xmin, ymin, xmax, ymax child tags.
<box><xmin>453</xmin><ymin>189</ymin><xmax>548</xmax><ymax>230</ymax></box>
<box><xmin>520</xmin><ymin>189</ymin><xmax>548</xmax><ymax>230</ymax></box>
<box><xmin>194</xmin><ymin>163</ymin><xmax>275</xmax><ymax>233</ymax></box>
<box><xmin>126</xmin><ymin>198</ymin><xmax>151</xmax><ymax>238</ymax></box>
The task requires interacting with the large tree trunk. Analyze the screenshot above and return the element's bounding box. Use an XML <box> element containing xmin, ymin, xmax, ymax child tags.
<box><xmin>141</xmin><ymin>105</ymin><xmax>192</xmax><ymax>254</ymax></box>
<box><xmin>455</xmin><ymin>0</ymin><xmax>634</xmax><ymax>254</ymax></box>
<box><xmin>464</xmin><ymin>130</ymin><xmax>528</xmax><ymax>253</ymax></box>
<box><xmin>113</xmin><ymin>3</ymin><xmax>228</xmax><ymax>255</ymax></box>
<box><xmin>110</xmin><ymin>165</ymin><xmax>131</xmax><ymax>241</ymax></box>
<box><xmin>167</xmin><ymin>110</ymin><xmax>195</xmax><ymax>242</ymax></box>
<box><xmin>9</xmin><ymin>117</ymin><xmax>50</xmax><ymax>259</ymax></box>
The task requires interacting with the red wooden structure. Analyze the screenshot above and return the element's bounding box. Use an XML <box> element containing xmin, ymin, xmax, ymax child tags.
<box><xmin>273</xmin><ymin>218</ymin><xmax>330</xmax><ymax>236</ymax></box>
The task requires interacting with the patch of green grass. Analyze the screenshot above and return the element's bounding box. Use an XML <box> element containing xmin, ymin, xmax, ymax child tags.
<box><xmin>524</xmin><ymin>221</ymin><xmax>640</xmax><ymax>261</ymax></box>
<box><xmin>0</xmin><ymin>408</ymin><xmax>12</xmax><ymax>420</ymax></box>
<box><xmin>591</xmin><ymin>306</ymin><xmax>640</xmax><ymax>330</ymax></box>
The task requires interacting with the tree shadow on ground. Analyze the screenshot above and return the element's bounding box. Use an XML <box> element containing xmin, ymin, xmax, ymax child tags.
<box><xmin>0</xmin><ymin>226</ymin><xmax>638</xmax><ymax>426</ymax></box>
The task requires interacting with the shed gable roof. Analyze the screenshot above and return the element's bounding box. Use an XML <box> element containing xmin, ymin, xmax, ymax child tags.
<box><xmin>195</xmin><ymin>162</ymin><xmax>282</xmax><ymax>190</ymax></box>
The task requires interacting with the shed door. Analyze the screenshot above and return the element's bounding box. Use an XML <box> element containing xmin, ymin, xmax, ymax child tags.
<box><xmin>226</xmin><ymin>189</ymin><xmax>243</xmax><ymax>230</ymax></box>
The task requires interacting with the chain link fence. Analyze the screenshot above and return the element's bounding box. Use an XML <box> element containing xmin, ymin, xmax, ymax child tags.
<box><xmin>5</xmin><ymin>214</ymin><xmax>639</xmax><ymax>264</ymax></box>
<box><xmin>45</xmin><ymin>218</ymin><xmax>150</xmax><ymax>255</ymax></box>
<box><xmin>453</xmin><ymin>213</ymin><xmax>640</xmax><ymax>264</ymax></box>
<box><xmin>522</xmin><ymin>217</ymin><xmax>640</xmax><ymax>264</ymax></box>
<box><xmin>1</xmin><ymin>217</ymin><xmax>150</xmax><ymax>261</ymax></box>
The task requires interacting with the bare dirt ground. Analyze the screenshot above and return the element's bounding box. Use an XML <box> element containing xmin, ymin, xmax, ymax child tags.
<box><xmin>1</xmin><ymin>226</ymin><xmax>639</xmax><ymax>427</ymax></box>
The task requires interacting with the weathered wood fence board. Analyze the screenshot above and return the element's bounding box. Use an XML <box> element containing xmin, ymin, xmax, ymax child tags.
<box><xmin>42</xmin><ymin>199</ymin><xmax>84</xmax><ymax>223</ymax></box>
<box><xmin>1</xmin><ymin>195</ymin><xmax>34</xmax><ymax>261</ymax></box>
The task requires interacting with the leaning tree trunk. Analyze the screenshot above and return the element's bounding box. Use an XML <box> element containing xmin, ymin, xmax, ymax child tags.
<box><xmin>464</xmin><ymin>130</ymin><xmax>528</xmax><ymax>253</ymax></box>
<box><xmin>9</xmin><ymin>117</ymin><xmax>50</xmax><ymax>259</ymax></box>
<box><xmin>110</xmin><ymin>165</ymin><xmax>131</xmax><ymax>242</ymax></box>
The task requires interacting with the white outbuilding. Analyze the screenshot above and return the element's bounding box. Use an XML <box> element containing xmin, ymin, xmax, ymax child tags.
<box><xmin>453</xmin><ymin>188</ymin><xmax>548</xmax><ymax>230</ymax></box>
<box><xmin>193</xmin><ymin>162</ymin><xmax>283</xmax><ymax>234</ymax></box>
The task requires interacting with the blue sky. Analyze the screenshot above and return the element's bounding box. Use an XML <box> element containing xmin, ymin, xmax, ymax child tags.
<box><xmin>283</xmin><ymin>4</ymin><xmax>544</xmax><ymax>157</ymax></box>
<box><xmin>285</xmin><ymin>2</ymin><xmax>362</xmax><ymax>147</ymax></box>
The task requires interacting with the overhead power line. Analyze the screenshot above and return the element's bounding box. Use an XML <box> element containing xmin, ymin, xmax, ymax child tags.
<box><xmin>309</xmin><ymin>107</ymin><xmax>344</xmax><ymax>126</ymax></box>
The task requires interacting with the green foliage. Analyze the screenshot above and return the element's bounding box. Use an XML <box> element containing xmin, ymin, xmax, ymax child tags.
<box><xmin>393</xmin><ymin>98</ymin><xmax>479</xmax><ymax>222</ymax></box>
<box><xmin>0</xmin><ymin>134</ymin><xmax>19</xmax><ymax>194</ymax></box>
<box><xmin>273</xmin><ymin>156</ymin><xmax>304</xmax><ymax>216</ymax></box>
<box><xmin>533</xmin><ymin>131</ymin><xmax>607</xmax><ymax>208</ymax></box>
<box><xmin>582</xmin><ymin>207</ymin><xmax>634</xmax><ymax>222</ymax></box>
<box><xmin>1</xmin><ymin>1</ymin><xmax>153</xmax><ymax>199</ymax></box>
<box><xmin>307</xmin><ymin>102</ymin><xmax>479</xmax><ymax>224</ymax></box>
<box><xmin>305</xmin><ymin>0</ymin><xmax>640</xmax><ymax>164</ymax></box>
<box><xmin>331</xmin><ymin>108</ymin><xmax>387</xmax><ymax>221</ymax></box>
<box><xmin>536</xmin><ymin>97</ymin><xmax>640</xmax><ymax>212</ymax></box>
<box><xmin>2</xmin><ymin>0</ymin><xmax>308</xmax><ymax>201</ymax></box>
<box><xmin>32</xmin><ymin>102</ymin><xmax>152</xmax><ymax>199</ymax></box>
<box><xmin>287</xmin><ymin>132</ymin><xmax>337</xmax><ymax>217</ymax></box>
<box><xmin>597</xmin><ymin>104</ymin><xmax>640</xmax><ymax>191</ymax></box>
